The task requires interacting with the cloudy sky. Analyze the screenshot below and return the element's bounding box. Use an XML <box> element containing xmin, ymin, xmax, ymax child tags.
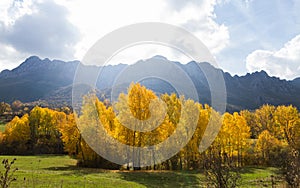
<box><xmin>0</xmin><ymin>0</ymin><xmax>299</xmax><ymax>80</ymax></box>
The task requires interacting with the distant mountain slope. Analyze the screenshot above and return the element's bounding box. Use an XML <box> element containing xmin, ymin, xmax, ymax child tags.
<box><xmin>0</xmin><ymin>56</ymin><xmax>79</xmax><ymax>103</ymax></box>
<box><xmin>0</xmin><ymin>56</ymin><xmax>299</xmax><ymax>112</ymax></box>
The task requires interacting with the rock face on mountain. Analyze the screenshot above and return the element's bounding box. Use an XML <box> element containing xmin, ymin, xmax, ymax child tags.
<box><xmin>0</xmin><ymin>56</ymin><xmax>299</xmax><ymax>112</ymax></box>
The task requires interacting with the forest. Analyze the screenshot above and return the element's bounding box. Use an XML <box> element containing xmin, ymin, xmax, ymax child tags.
<box><xmin>0</xmin><ymin>83</ymin><xmax>299</xmax><ymax>187</ymax></box>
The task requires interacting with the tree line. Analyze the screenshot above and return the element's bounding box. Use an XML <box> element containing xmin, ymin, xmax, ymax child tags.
<box><xmin>0</xmin><ymin>83</ymin><xmax>299</xmax><ymax>185</ymax></box>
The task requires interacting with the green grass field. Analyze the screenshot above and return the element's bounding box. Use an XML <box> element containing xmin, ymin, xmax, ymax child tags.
<box><xmin>0</xmin><ymin>155</ymin><xmax>285</xmax><ymax>188</ymax></box>
<box><xmin>0</xmin><ymin>123</ymin><xmax>6</xmax><ymax>132</ymax></box>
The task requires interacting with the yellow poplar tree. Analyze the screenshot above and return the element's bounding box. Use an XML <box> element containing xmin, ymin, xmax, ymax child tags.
<box><xmin>254</xmin><ymin>105</ymin><xmax>278</xmax><ymax>138</ymax></box>
<box><xmin>255</xmin><ymin>130</ymin><xmax>284</xmax><ymax>165</ymax></box>
<box><xmin>3</xmin><ymin>114</ymin><xmax>30</xmax><ymax>152</ymax></box>
<box><xmin>274</xmin><ymin>105</ymin><xmax>299</xmax><ymax>148</ymax></box>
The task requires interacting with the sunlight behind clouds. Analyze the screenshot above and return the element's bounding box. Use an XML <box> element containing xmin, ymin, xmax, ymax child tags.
<box><xmin>55</xmin><ymin>0</ymin><xmax>229</xmax><ymax>62</ymax></box>
<box><xmin>106</xmin><ymin>43</ymin><xmax>193</xmax><ymax>66</ymax></box>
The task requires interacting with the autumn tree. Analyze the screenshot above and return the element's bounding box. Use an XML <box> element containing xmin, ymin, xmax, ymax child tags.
<box><xmin>58</xmin><ymin>114</ymin><xmax>81</xmax><ymax>157</ymax></box>
<box><xmin>27</xmin><ymin>106</ymin><xmax>66</xmax><ymax>154</ymax></box>
<box><xmin>72</xmin><ymin>94</ymin><xmax>120</xmax><ymax>169</ymax></box>
<box><xmin>213</xmin><ymin>112</ymin><xmax>250</xmax><ymax>167</ymax></box>
<box><xmin>240</xmin><ymin>110</ymin><xmax>257</xmax><ymax>138</ymax></box>
<box><xmin>182</xmin><ymin>103</ymin><xmax>209</xmax><ymax>170</ymax></box>
<box><xmin>274</xmin><ymin>105</ymin><xmax>300</xmax><ymax>187</ymax></box>
<box><xmin>113</xmin><ymin>83</ymin><xmax>176</xmax><ymax>170</ymax></box>
<box><xmin>0</xmin><ymin>102</ymin><xmax>11</xmax><ymax>116</ymax></box>
<box><xmin>2</xmin><ymin>115</ymin><xmax>30</xmax><ymax>153</ymax></box>
<box><xmin>254</xmin><ymin>105</ymin><xmax>278</xmax><ymax>138</ymax></box>
<box><xmin>255</xmin><ymin>130</ymin><xmax>286</xmax><ymax>166</ymax></box>
<box><xmin>204</xmin><ymin>111</ymin><xmax>244</xmax><ymax>187</ymax></box>
<box><xmin>274</xmin><ymin>105</ymin><xmax>299</xmax><ymax>148</ymax></box>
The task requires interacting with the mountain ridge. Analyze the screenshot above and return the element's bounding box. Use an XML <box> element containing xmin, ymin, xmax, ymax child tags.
<box><xmin>0</xmin><ymin>56</ymin><xmax>299</xmax><ymax>112</ymax></box>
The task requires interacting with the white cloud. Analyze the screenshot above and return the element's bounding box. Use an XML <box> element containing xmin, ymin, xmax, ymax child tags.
<box><xmin>0</xmin><ymin>0</ymin><xmax>80</xmax><ymax>72</ymax></box>
<box><xmin>1</xmin><ymin>0</ymin><xmax>80</xmax><ymax>59</ymax></box>
<box><xmin>0</xmin><ymin>43</ymin><xmax>27</xmax><ymax>71</ymax></box>
<box><xmin>0</xmin><ymin>0</ymin><xmax>229</xmax><ymax>71</ymax></box>
<box><xmin>54</xmin><ymin>0</ymin><xmax>229</xmax><ymax>62</ymax></box>
<box><xmin>246</xmin><ymin>34</ymin><xmax>300</xmax><ymax>80</ymax></box>
<box><xmin>165</xmin><ymin>0</ymin><xmax>229</xmax><ymax>54</ymax></box>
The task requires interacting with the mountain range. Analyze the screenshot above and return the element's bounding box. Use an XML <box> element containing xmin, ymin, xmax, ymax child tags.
<box><xmin>0</xmin><ymin>55</ymin><xmax>299</xmax><ymax>112</ymax></box>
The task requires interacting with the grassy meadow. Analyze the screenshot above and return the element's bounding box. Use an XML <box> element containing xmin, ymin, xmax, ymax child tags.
<box><xmin>0</xmin><ymin>123</ymin><xmax>5</xmax><ymax>132</ymax></box>
<box><xmin>0</xmin><ymin>155</ymin><xmax>285</xmax><ymax>188</ymax></box>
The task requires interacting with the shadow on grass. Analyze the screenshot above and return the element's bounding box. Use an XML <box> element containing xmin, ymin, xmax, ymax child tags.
<box><xmin>118</xmin><ymin>171</ymin><xmax>204</xmax><ymax>188</ymax></box>
<box><xmin>240</xmin><ymin>166</ymin><xmax>281</xmax><ymax>175</ymax></box>
<box><xmin>43</xmin><ymin>165</ymin><xmax>204</xmax><ymax>187</ymax></box>
<box><xmin>43</xmin><ymin>165</ymin><xmax>120</xmax><ymax>175</ymax></box>
<box><xmin>43</xmin><ymin>165</ymin><xmax>80</xmax><ymax>171</ymax></box>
